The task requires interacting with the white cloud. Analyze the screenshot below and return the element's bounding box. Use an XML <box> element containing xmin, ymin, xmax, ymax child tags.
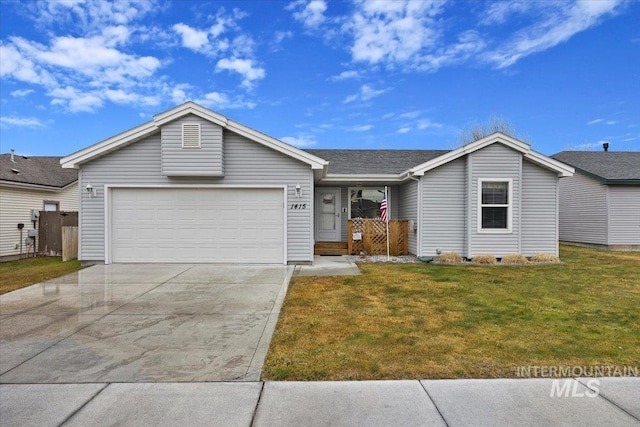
<box><xmin>216</xmin><ymin>58</ymin><xmax>265</xmax><ymax>90</ymax></box>
<box><xmin>486</xmin><ymin>0</ymin><xmax>625</xmax><ymax>68</ymax></box>
<box><xmin>343</xmin><ymin>84</ymin><xmax>387</xmax><ymax>104</ymax></box>
<box><xmin>348</xmin><ymin>0</ymin><xmax>444</xmax><ymax>66</ymax></box>
<box><xmin>49</xmin><ymin>86</ymin><xmax>104</xmax><ymax>112</ymax></box>
<box><xmin>349</xmin><ymin>124</ymin><xmax>373</xmax><ymax>132</ymax></box>
<box><xmin>281</xmin><ymin>134</ymin><xmax>317</xmax><ymax>147</ymax></box>
<box><xmin>274</xmin><ymin>31</ymin><xmax>293</xmax><ymax>44</ymax></box>
<box><xmin>417</xmin><ymin>118</ymin><xmax>443</xmax><ymax>129</ymax></box>
<box><xmin>587</xmin><ymin>118</ymin><xmax>617</xmax><ymax>125</ymax></box>
<box><xmin>399</xmin><ymin>110</ymin><xmax>421</xmax><ymax>119</ymax></box>
<box><xmin>329</xmin><ymin>70</ymin><xmax>361</xmax><ymax>81</ymax></box>
<box><xmin>481</xmin><ymin>1</ymin><xmax>534</xmax><ymax>25</ymax></box>
<box><xmin>0</xmin><ymin>43</ymin><xmax>54</xmax><ymax>86</ymax></box>
<box><xmin>26</xmin><ymin>0</ymin><xmax>158</xmax><ymax>32</ymax></box>
<box><xmin>173</xmin><ymin>23</ymin><xmax>210</xmax><ymax>50</ymax></box>
<box><xmin>397</xmin><ymin>127</ymin><xmax>411</xmax><ymax>134</ymax></box>
<box><xmin>171</xmin><ymin>10</ymin><xmax>263</xmax><ymax>91</ymax></box>
<box><xmin>10</xmin><ymin>89</ymin><xmax>34</xmax><ymax>97</ymax></box>
<box><xmin>286</xmin><ymin>0</ymin><xmax>327</xmax><ymax>29</ymax></box>
<box><xmin>0</xmin><ymin>116</ymin><xmax>47</xmax><ymax>128</ymax></box>
<box><xmin>171</xmin><ymin>84</ymin><xmax>191</xmax><ymax>105</ymax></box>
<box><xmin>289</xmin><ymin>0</ymin><xmax>624</xmax><ymax>74</ymax></box>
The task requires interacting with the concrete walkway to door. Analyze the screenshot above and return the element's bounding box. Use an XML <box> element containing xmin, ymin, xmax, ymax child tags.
<box><xmin>0</xmin><ymin>263</ymin><xmax>292</xmax><ymax>383</ymax></box>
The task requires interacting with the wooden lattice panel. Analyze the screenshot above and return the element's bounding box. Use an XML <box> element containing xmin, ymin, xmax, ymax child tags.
<box><xmin>348</xmin><ymin>219</ymin><xmax>408</xmax><ymax>256</ymax></box>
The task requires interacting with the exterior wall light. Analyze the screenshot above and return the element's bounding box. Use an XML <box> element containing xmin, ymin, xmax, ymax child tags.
<box><xmin>86</xmin><ymin>183</ymin><xmax>97</xmax><ymax>197</ymax></box>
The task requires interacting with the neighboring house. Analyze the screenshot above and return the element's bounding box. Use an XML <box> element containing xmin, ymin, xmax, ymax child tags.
<box><xmin>60</xmin><ymin>102</ymin><xmax>574</xmax><ymax>264</ymax></box>
<box><xmin>0</xmin><ymin>151</ymin><xmax>78</xmax><ymax>260</ymax></box>
<box><xmin>552</xmin><ymin>151</ymin><xmax>640</xmax><ymax>250</ymax></box>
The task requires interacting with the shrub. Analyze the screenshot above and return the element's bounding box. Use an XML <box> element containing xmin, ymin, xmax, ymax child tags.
<box><xmin>530</xmin><ymin>253</ymin><xmax>560</xmax><ymax>263</ymax></box>
<box><xmin>500</xmin><ymin>254</ymin><xmax>530</xmax><ymax>265</ymax></box>
<box><xmin>439</xmin><ymin>252</ymin><xmax>463</xmax><ymax>264</ymax></box>
<box><xmin>473</xmin><ymin>254</ymin><xmax>497</xmax><ymax>264</ymax></box>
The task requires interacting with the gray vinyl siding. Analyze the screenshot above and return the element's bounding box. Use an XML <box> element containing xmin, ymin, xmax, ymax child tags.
<box><xmin>558</xmin><ymin>173</ymin><xmax>608</xmax><ymax>245</ymax></box>
<box><xmin>397</xmin><ymin>180</ymin><xmax>418</xmax><ymax>255</ymax></box>
<box><xmin>521</xmin><ymin>160</ymin><xmax>559</xmax><ymax>255</ymax></box>
<box><xmin>421</xmin><ymin>158</ymin><xmax>466</xmax><ymax>257</ymax></box>
<box><xmin>161</xmin><ymin>114</ymin><xmax>224</xmax><ymax>176</ymax></box>
<box><xmin>79</xmin><ymin>129</ymin><xmax>313</xmax><ymax>262</ymax></box>
<box><xmin>607</xmin><ymin>186</ymin><xmax>640</xmax><ymax>245</ymax></box>
<box><xmin>0</xmin><ymin>184</ymin><xmax>78</xmax><ymax>258</ymax></box>
<box><xmin>469</xmin><ymin>144</ymin><xmax>521</xmax><ymax>258</ymax></box>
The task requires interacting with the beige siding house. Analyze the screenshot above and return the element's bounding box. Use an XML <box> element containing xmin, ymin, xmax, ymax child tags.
<box><xmin>0</xmin><ymin>152</ymin><xmax>78</xmax><ymax>260</ymax></box>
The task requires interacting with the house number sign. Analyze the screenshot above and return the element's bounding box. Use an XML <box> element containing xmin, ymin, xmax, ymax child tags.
<box><xmin>289</xmin><ymin>203</ymin><xmax>307</xmax><ymax>210</ymax></box>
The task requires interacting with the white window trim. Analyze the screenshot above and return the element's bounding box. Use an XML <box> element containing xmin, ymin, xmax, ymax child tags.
<box><xmin>181</xmin><ymin>122</ymin><xmax>201</xmax><ymax>148</ymax></box>
<box><xmin>43</xmin><ymin>200</ymin><xmax>60</xmax><ymax>211</ymax></box>
<box><xmin>347</xmin><ymin>186</ymin><xmax>390</xmax><ymax>220</ymax></box>
<box><xmin>477</xmin><ymin>178</ymin><xmax>512</xmax><ymax>234</ymax></box>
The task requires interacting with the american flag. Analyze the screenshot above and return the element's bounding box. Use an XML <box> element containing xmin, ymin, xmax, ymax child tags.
<box><xmin>379</xmin><ymin>192</ymin><xmax>388</xmax><ymax>223</ymax></box>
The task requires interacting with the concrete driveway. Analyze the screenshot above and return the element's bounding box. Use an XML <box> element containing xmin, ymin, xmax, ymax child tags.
<box><xmin>0</xmin><ymin>264</ymin><xmax>292</xmax><ymax>383</ymax></box>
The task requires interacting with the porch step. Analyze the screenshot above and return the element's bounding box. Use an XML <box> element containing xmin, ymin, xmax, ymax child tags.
<box><xmin>314</xmin><ymin>242</ymin><xmax>349</xmax><ymax>256</ymax></box>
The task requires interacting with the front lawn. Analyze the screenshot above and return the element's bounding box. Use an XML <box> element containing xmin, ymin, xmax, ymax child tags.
<box><xmin>0</xmin><ymin>257</ymin><xmax>83</xmax><ymax>295</ymax></box>
<box><xmin>263</xmin><ymin>245</ymin><xmax>640</xmax><ymax>380</ymax></box>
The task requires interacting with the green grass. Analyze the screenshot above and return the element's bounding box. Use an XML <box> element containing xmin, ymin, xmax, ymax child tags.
<box><xmin>263</xmin><ymin>245</ymin><xmax>640</xmax><ymax>380</ymax></box>
<box><xmin>0</xmin><ymin>257</ymin><xmax>83</xmax><ymax>295</ymax></box>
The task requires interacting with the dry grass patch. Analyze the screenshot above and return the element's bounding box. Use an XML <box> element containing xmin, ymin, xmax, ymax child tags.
<box><xmin>473</xmin><ymin>254</ymin><xmax>497</xmax><ymax>264</ymax></box>
<box><xmin>263</xmin><ymin>245</ymin><xmax>640</xmax><ymax>380</ymax></box>
<box><xmin>530</xmin><ymin>253</ymin><xmax>561</xmax><ymax>263</ymax></box>
<box><xmin>0</xmin><ymin>257</ymin><xmax>83</xmax><ymax>295</ymax></box>
<box><xmin>438</xmin><ymin>252</ymin><xmax>463</xmax><ymax>264</ymax></box>
<box><xmin>500</xmin><ymin>254</ymin><xmax>530</xmax><ymax>265</ymax></box>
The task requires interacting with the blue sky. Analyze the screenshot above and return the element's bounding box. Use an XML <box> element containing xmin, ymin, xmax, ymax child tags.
<box><xmin>1</xmin><ymin>0</ymin><xmax>639</xmax><ymax>157</ymax></box>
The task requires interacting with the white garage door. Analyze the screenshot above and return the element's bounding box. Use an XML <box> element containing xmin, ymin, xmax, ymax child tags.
<box><xmin>110</xmin><ymin>188</ymin><xmax>285</xmax><ymax>263</ymax></box>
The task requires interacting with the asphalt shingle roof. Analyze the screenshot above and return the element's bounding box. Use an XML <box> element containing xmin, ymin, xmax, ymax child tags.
<box><xmin>304</xmin><ymin>149</ymin><xmax>450</xmax><ymax>174</ymax></box>
<box><xmin>0</xmin><ymin>153</ymin><xmax>78</xmax><ymax>187</ymax></box>
<box><xmin>552</xmin><ymin>151</ymin><xmax>640</xmax><ymax>181</ymax></box>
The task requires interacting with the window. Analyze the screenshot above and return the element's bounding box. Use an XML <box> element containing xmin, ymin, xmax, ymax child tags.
<box><xmin>349</xmin><ymin>187</ymin><xmax>388</xmax><ymax>219</ymax></box>
<box><xmin>182</xmin><ymin>123</ymin><xmax>201</xmax><ymax>148</ymax></box>
<box><xmin>478</xmin><ymin>179</ymin><xmax>511</xmax><ymax>232</ymax></box>
<box><xmin>43</xmin><ymin>201</ymin><xmax>59</xmax><ymax>211</ymax></box>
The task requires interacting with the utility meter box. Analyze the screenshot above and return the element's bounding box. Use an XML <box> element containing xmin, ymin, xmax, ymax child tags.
<box><xmin>27</xmin><ymin>228</ymin><xmax>37</xmax><ymax>238</ymax></box>
<box><xmin>31</xmin><ymin>209</ymin><xmax>40</xmax><ymax>221</ymax></box>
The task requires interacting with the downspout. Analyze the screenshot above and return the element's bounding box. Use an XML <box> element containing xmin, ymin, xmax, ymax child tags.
<box><xmin>406</xmin><ymin>172</ymin><xmax>422</xmax><ymax>258</ymax></box>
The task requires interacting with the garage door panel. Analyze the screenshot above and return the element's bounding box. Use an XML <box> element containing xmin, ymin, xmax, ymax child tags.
<box><xmin>111</xmin><ymin>188</ymin><xmax>284</xmax><ymax>263</ymax></box>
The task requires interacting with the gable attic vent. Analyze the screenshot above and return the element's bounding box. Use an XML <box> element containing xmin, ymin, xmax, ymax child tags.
<box><xmin>182</xmin><ymin>123</ymin><xmax>201</xmax><ymax>148</ymax></box>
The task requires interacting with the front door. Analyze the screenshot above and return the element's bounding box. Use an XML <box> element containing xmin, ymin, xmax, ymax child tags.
<box><xmin>316</xmin><ymin>188</ymin><xmax>341</xmax><ymax>242</ymax></box>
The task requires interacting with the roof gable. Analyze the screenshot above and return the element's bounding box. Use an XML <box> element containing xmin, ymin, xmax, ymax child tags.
<box><xmin>552</xmin><ymin>151</ymin><xmax>640</xmax><ymax>183</ymax></box>
<box><xmin>410</xmin><ymin>132</ymin><xmax>574</xmax><ymax>177</ymax></box>
<box><xmin>61</xmin><ymin>102</ymin><xmax>328</xmax><ymax>170</ymax></box>
<box><xmin>0</xmin><ymin>153</ymin><xmax>78</xmax><ymax>188</ymax></box>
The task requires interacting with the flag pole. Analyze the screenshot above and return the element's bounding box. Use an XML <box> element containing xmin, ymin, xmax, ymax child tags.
<box><xmin>385</xmin><ymin>186</ymin><xmax>390</xmax><ymax>261</ymax></box>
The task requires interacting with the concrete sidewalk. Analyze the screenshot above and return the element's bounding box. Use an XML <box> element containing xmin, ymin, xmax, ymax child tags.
<box><xmin>293</xmin><ymin>255</ymin><xmax>361</xmax><ymax>276</ymax></box>
<box><xmin>2</xmin><ymin>378</ymin><xmax>638</xmax><ymax>426</ymax></box>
